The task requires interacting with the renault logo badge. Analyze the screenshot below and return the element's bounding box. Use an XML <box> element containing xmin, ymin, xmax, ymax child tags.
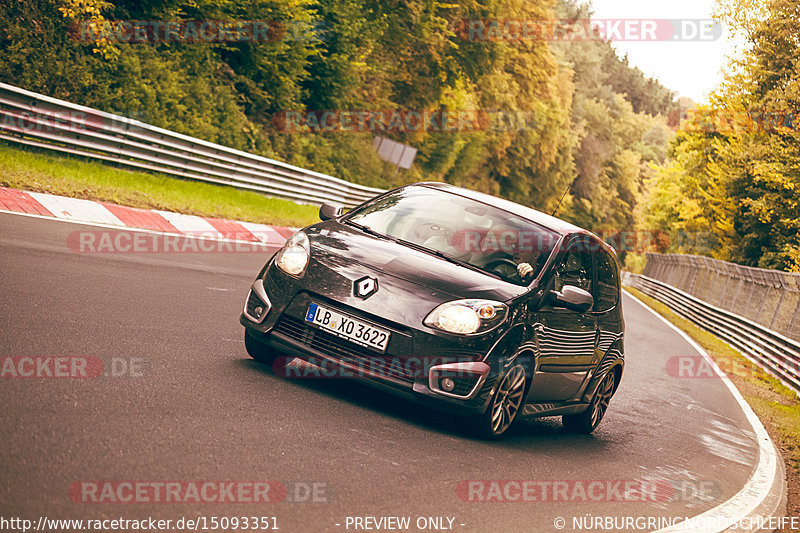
<box><xmin>355</xmin><ymin>276</ymin><xmax>378</xmax><ymax>299</ymax></box>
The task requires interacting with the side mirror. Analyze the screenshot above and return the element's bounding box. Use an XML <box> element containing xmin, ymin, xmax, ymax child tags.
<box><xmin>549</xmin><ymin>285</ymin><xmax>594</xmax><ymax>313</ymax></box>
<box><xmin>319</xmin><ymin>203</ymin><xmax>343</xmax><ymax>221</ymax></box>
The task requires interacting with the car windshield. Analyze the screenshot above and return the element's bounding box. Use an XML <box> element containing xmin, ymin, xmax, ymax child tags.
<box><xmin>345</xmin><ymin>187</ymin><xmax>560</xmax><ymax>285</ymax></box>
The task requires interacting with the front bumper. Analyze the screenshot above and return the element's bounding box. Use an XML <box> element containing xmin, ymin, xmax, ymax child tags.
<box><xmin>240</xmin><ymin>273</ymin><xmax>499</xmax><ymax>415</ymax></box>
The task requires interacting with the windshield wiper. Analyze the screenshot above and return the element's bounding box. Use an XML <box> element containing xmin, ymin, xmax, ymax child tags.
<box><xmin>345</xmin><ymin>221</ymin><xmax>392</xmax><ymax>240</ymax></box>
<box><xmin>393</xmin><ymin>238</ymin><xmax>505</xmax><ymax>281</ymax></box>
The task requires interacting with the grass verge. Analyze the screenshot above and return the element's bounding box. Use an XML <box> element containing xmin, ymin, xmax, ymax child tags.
<box><xmin>624</xmin><ymin>285</ymin><xmax>800</xmax><ymax>527</ymax></box>
<box><xmin>0</xmin><ymin>141</ymin><xmax>321</xmax><ymax>227</ymax></box>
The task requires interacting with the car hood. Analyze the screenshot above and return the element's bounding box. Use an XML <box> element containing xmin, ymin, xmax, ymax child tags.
<box><xmin>305</xmin><ymin>221</ymin><xmax>526</xmax><ymax>302</ymax></box>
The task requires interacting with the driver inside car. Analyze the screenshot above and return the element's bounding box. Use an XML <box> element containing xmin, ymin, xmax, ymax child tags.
<box><xmin>416</xmin><ymin>214</ymin><xmax>547</xmax><ymax>283</ymax></box>
<box><xmin>479</xmin><ymin>224</ymin><xmax>546</xmax><ymax>283</ymax></box>
<box><xmin>517</xmin><ymin>261</ymin><xmax>534</xmax><ymax>279</ymax></box>
<box><xmin>472</xmin><ymin>242</ymin><xmax>545</xmax><ymax>283</ymax></box>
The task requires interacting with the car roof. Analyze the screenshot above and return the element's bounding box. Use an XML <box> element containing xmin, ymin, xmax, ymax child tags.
<box><xmin>414</xmin><ymin>181</ymin><xmax>585</xmax><ymax>236</ymax></box>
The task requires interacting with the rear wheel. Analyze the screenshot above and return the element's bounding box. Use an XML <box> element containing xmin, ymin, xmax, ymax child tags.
<box><xmin>473</xmin><ymin>365</ymin><xmax>527</xmax><ymax>439</ymax></box>
<box><xmin>244</xmin><ymin>331</ymin><xmax>278</xmax><ymax>364</ymax></box>
<box><xmin>563</xmin><ymin>370</ymin><xmax>616</xmax><ymax>434</ymax></box>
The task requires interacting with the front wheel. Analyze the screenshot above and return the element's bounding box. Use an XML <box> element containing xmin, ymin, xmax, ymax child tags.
<box><xmin>563</xmin><ymin>370</ymin><xmax>616</xmax><ymax>434</ymax></box>
<box><xmin>473</xmin><ymin>365</ymin><xmax>527</xmax><ymax>439</ymax></box>
<box><xmin>244</xmin><ymin>331</ymin><xmax>278</xmax><ymax>364</ymax></box>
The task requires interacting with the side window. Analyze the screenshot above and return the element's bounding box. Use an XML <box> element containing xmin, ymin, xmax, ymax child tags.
<box><xmin>553</xmin><ymin>241</ymin><xmax>593</xmax><ymax>295</ymax></box>
<box><xmin>595</xmin><ymin>250</ymin><xmax>619</xmax><ymax>312</ymax></box>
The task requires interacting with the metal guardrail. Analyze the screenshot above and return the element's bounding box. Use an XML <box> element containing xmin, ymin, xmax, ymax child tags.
<box><xmin>0</xmin><ymin>83</ymin><xmax>386</xmax><ymax>208</ymax></box>
<box><xmin>642</xmin><ymin>252</ymin><xmax>800</xmax><ymax>342</ymax></box>
<box><xmin>623</xmin><ymin>271</ymin><xmax>800</xmax><ymax>394</ymax></box>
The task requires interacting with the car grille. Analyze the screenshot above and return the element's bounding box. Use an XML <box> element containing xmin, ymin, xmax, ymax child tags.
<box><xmin>451</xmin><ymin>376</ymin><xmax>479</xmax><ymax>397</ymax></box>
<box><xmin>273</xmin><ymin>315</ymin><xmax>418</xmax><ymax>384</ymax></box>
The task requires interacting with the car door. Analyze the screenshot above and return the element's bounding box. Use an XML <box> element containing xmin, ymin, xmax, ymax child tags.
<box><xmin>527</xmin><ymin>236</ymin><xmax>598</xmax><ymax>402</ymax></box>
<box><xmin>591</xmin><ymin>247</ymin><xmax>624</xmax><ymax>370</ymax></box>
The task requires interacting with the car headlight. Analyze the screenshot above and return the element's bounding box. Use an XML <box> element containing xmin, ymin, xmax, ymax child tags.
<box><xmin>275</xmin><ymin>231</ymin><xmax>310</xmax><ymax>277</ymax></box>
<box><xmin>424</xmin><ymin>300</ymin><xmax>508</xmax><ymax>335</ymax></box>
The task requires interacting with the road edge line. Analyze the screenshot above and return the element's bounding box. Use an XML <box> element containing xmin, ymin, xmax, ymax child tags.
<box><xmin>624</xmin><ymin>289</ymin><xmax>786</xmax><ymax>533</ymax></box>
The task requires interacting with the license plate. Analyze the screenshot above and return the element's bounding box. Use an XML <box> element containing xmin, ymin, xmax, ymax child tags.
<box><xmin>305</xmin><ymin>303</ymin><xmax>390</xmax><ymax>353</ymax></box>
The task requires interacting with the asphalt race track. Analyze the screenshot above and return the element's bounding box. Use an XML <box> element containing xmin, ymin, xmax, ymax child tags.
<box><xmin>0</xmin><ymin>212</ymin><xmax>766</xmax><ymax>532</ymax></box>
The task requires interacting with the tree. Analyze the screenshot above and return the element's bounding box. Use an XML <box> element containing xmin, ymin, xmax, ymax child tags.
<box><xmin>644</xmin><ymin>0</ymin><xmax>800</xmax><ymax>271</ymax></box>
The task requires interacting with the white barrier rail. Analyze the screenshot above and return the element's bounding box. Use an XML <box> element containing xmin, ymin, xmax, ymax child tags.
<box><xmin>624</xmin><ymin>271</ymin><xmax>800</xmax><ymax>394</ymax></box>
<box><xmin>642</xmin><ymin>252</ymin><xmax>800</xmax><ymax>341</ymax></box>
<box><xmin>0</xmin><ymin>83</ymin><xmax>386</xmax><ymax>208</ymax></box>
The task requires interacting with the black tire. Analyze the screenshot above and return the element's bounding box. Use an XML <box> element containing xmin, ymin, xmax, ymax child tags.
<box><xmin>563</xmin><ymin>370</ymin><xmax>616</xmax><ymax>434</ymax></box>
<box><xmin>244</xmin><ymin>330</ymin><xmax>278</xmax><ymax>364</ymax></box>
<box><xmin>472</xmin><ymin>365</ymin><xmax>527</xmax><ymax>439</ymax></box>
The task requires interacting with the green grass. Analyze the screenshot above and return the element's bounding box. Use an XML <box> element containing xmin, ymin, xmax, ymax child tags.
<box><xmin>0</xmin><ymin>141</ymin><xmax>321</xmax><ymax>227</ymax></box>
<box><xmin>625</xmin><ymin>285</ymin><xmax>800</xmax><ymax>475</ymax></box>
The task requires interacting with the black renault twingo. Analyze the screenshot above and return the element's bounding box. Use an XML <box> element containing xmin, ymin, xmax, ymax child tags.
<box><xmin>241</xmin><ymin>182</ymin><xmax>624</xmax><ymax>438</ymax></box>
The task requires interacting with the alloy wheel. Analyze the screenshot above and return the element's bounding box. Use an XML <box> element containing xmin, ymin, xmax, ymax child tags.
<box><xmin>489</xmin><ymin>365</ymin><xmax>526</xmax><ymax>435</ymax></box>
<box><xmin>589</xmin><ymin>371</ymin><xmax>615</xmax><ymax>428</ymax></box>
